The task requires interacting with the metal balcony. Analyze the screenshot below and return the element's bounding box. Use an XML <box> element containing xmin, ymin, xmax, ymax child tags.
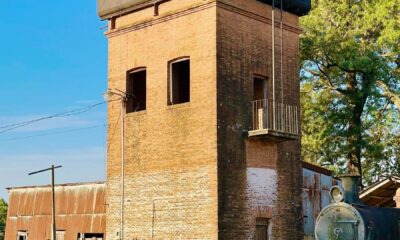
<box><xmin>249</xmin><ymin>99</ymin><xmax>300</xmax><ymax>140</ymax></box>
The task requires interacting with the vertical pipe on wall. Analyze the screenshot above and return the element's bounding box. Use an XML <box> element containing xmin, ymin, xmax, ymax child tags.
<box><xmin>120</xmin><ymin>9</ymin><xmax>126</xmax><ymax>238</ymax></box>
<box><xmin>272</xmin><ymin>0</ymin><xmax>276</xmax><ymax>129</ymax></box>
<box><xmin>280</xmin><ymin>0</ymin><xmax>284</xmax><ymax>103</ymax></box>
<box><xmin>121</xmin><ymin>98</ymin><xmax>126</xmax><ymax>240</ymax></box>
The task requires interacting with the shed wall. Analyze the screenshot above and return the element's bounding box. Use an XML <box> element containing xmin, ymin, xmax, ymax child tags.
<box><xmin>302</xmin><ymin>168</ymin><xmax>340</xmax><ymax>240</ymax></box>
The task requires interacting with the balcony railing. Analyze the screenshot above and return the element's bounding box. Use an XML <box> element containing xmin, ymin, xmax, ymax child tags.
<box><xmin>249</xmin><ymin>99</ymin><xmax>300</xmax><ymax>140</ymax></box>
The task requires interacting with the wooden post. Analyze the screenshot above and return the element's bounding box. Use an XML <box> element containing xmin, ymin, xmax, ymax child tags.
<box><xmin>29</xmin><ymin>165</ymin><xmax>62</xmax><ymax>240</ymax></box>
<box><xmin>51</xmin><ymin>165</ymin><xmax>56</xmax><ymax>240</ymax></box>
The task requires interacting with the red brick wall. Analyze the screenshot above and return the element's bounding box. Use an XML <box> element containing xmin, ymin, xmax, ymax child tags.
<box><xmin>216</xmin><ymin>1</ymin><xmax>303</xmax><ymax>239</ymax></box>
<box><xmin>104</xmin><ymin>0</ymin><xmax>304</xmax><ymax>239</ymax></box>
<box><xmin>105</xmin><ymin>1</ymin><xmax>219</xmax><ymax>239</ymax></box>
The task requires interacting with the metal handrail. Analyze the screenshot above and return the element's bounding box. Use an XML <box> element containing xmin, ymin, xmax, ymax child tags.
<box><xmin>251</xmin><ymin>99</ymin><xmax>299</xmax><ymax>135</ymax></box>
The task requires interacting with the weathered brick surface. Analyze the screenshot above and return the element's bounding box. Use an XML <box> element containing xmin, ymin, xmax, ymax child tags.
<box><xmin>106</xmin><ymin>1</ymin><xmax>218</xmax><ymax>239</ymax></box>
<box><xmin>216</xmin><ymin>1</ymin><xmax>302</xmax><ymax>239</ymax></box>
<box><xmin>105</xmin><ymin>0</ymin><xmax>303</xmax><ymax>239</ymax></box>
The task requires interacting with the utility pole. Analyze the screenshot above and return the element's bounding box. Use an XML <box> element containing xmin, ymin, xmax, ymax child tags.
<box><xmin>120</xmin><ymin>94</ymin><xmax>126</xmax><ymax>240</ymax></box>
<box><xmin>103</xmin><ymin>88</ymin><xmax>127</xmax><ymax>240</ymax></box>
<box><xmin>29</xmin><ymin>165</ymin><xmax>62</xmax><ymax>240</ymax></box>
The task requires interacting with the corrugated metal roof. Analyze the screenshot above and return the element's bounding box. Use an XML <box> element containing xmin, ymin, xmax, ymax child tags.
<box><xmin>360</xmin><ymin>176</ymin><xmax>400</xmax><ymax>207</ymax></box>
<box><xmin>302</xmin><ymin>161</ymin><xmax>333</xmax><ymax>177</ymax></box>
<box><xmin>5</xmin><ymin>182</ymin><xmax>106</xmax><ymax>240</ymax></box>
<box><xmin>6</xmin><ymin>181</ymin><xmax>105</xmax><ymax>191</ymax></box>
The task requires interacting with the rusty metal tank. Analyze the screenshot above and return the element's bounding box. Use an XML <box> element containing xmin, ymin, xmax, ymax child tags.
<box><xmin>315</xmin><ymin>175</ymin><xmax>400</xmax><ymax>240</ymax></box>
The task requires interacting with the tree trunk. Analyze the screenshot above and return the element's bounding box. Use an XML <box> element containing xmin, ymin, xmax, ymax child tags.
<box><xmin>347</xmin><ymin>99</ymin><xmax>365</xmax><ymax>177</ymax></box>
<box><xmin>346</xmin><ymin>73</ymin><xmax>369</xmax><ymax>182</ymax></box>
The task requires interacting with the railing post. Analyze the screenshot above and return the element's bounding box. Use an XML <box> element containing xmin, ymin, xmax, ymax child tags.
<box><xmin>295</xmin><ymin>106</ymin><xmax>300</xmax><ymax>134</ymax></box>
<box><xmin>258</xmin><ymin>108</ymin><xmax>264</xmax><ymax>130</ymax></box>
<box><xmin>285</xmin><ymin>104</ymin><xmax>288</xmax><ymax>133</ymax></box>
<box><xmin>289</xmin><ymin>105</ymin><xmax>291</xmax><ymax>133</ymax></box>
<box><xmin>293</xmin><ymin>106</ymin><xmax>295</xmax><ymax>134</ymax></box>
<box><xmin>266</xmin><ymin>99</ymin><xmax>269</xmax><ymax>129</ymax></box>
<box><xmin>292</xmin><ymin>105</ymin><xmax>295</xmax><ymax>133</ymax></box>
<box><xmin>252</xmin><ymin>101</ymin><xmax>256</xmax><ymax>130</ymax></box>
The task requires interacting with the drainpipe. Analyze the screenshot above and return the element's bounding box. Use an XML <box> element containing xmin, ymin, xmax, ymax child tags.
<box><xmin>121</xmin><ymin>97</ymin><xmax>126</xmax><ymax>240</ymax></box>
<box><xmin>272</xmin><ymin>0</ymin><xmax>276</xmax><ymax>130</ymax></box>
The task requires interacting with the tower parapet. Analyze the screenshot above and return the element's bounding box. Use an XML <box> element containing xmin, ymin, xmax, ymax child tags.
<box><xmin>98</xmin><ymin>0</ymin><xmax>311</xmax><ymax>19</ymax></box>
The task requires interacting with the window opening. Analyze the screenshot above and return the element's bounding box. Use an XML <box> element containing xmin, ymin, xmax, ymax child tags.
<box><xmin>253</xmin><ymin>76</ymin><xmax>268</xmax><ymax>101</ymax></box>
<box><xmin>168</xmin><ymin>58</ymin><xmax>190</xmax><ymax>105</ymax></box>
<box><xmin>253</xmin><ymin>76</ymin><xmax>269</xmax><ymax>130</ymax></box>
<box><xmin>77</xmin><ymin>233</ymin><xmax>104</xmax><ymax>240</ymax></box>
<box><xmin>57</xmin><ymin>230</ymin><xmax>65</xmax><ymax>240</ymax></box>
<box><xmin>17</xmin><ymin>231</ymin><xmax>28</xmax><ymax>240</ymax></box>
<box><xmin>126</xmin><ymin>68</ymin><xmax>146</xmax><ymax>113</ymax></box>
<box><xmin>256</xmin><ymin>218</ymin><xmax>270</xmax><ymax>240</ymax></box>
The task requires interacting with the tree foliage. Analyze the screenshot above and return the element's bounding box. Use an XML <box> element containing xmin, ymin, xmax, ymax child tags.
<box><xmin>0</xmin><ymin>199</ymin><xmax>7</xmax><ymax>240</ymax></box>
<box><xmin>300</xmin><ymin>0</ymin><xmax>400</xmax><ymax>184</ymax></box>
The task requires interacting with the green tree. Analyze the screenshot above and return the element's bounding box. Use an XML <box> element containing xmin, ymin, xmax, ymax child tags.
<box><xmin>0</xmin><ymin>199</ymin><xmax>7</xmax><ymax>240</ymax></box>
<box><xmin>300</xmin><ymin>0</ymin><xmax>400</xmax><ymax>184</ymax></box>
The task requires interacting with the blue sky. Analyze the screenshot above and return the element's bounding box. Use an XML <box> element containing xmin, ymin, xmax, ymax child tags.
<box><xmin>0</xmin><ymin>1</ymin><xmax>108</xmax><ymax>200</ymax></box>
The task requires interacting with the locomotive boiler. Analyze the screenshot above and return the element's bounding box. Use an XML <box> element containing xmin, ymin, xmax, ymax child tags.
<box><xmin>315</xmin><ymin>175</ymin><xmax>400</xmax><ymax>240</ymax></box>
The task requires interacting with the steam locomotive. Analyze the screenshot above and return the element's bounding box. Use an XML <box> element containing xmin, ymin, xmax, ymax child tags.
<box><xmin>315</xmin><ymin>175</ymin><xmax>400</xmax><ymax>240</ymax></box>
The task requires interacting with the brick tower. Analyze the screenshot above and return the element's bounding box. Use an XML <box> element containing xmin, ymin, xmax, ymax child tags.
<box><xmin>98</xmin><ymin>0</ymin><xmax>310</xmax><ymax>239</ymax></box>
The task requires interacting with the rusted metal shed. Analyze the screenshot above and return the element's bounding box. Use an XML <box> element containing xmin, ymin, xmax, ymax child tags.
<box><xmin>302</xmin><ymin>161</ymin><xmax>340</xmax><ymax>240</ymax></box>
<box><xmin>360</xmin><ymin>175</ymin><xmax>400</xmax><ymax>207</ymax></box>
<box><xmin>5</xmin><ymin>182</ymin><xmax>106</xmax><ymax>240</ymax></box>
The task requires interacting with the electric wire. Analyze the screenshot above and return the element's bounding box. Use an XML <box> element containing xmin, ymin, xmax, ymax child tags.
<box><xmin>0</xmin><ymin>103</ymin><xmax>103</xmax><ymax>131</ymax></box>
<box><xmin>2</xmin><ymin>124</ymin><xmax>108</xmax><ymax>142</ymax></box>
<box><xmin>0</xmin><ymin>98</ymin><xmax>120</xmax><ymax>134</ymax></box>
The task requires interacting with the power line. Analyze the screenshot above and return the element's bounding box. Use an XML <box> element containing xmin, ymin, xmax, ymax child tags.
<box><xmin>2</xmin><ymin>124</ymin><xmax>108</xmax><ymax>141</ymax></box>
<box><xmin>0</xmin><ymin>102</ymin><xmax>105</xmax><ymax>130</ymax></box>
<box><xmin>0</xmin><ymin>98</ymin><xmax>119</xmax><ymax>134</ymax></box>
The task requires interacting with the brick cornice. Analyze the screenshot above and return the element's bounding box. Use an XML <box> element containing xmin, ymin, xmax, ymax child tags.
<box><xmin>106</xmin><ymin>2</ymin><xmax>217</xmax><ymax>38</ymax></box>
<box><xmin>106</xmin><ymin>0</ymin><xmax>302</xmax><ymax>38</ymax></box>
<box><xmin>216</xmin><ymin>1</ymin><xmax>302</xmax><ymax>34</ymax></box>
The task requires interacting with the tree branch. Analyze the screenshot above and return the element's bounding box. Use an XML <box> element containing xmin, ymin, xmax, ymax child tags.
<box><xmin>308</xmin><ymin>63</ymin><xmax>350</xmax><ymax>95</ymax></box>
<box><xmin>377</xmin><ymin>81</ymin><xmax>400</xmax><ymax>110</ymax></box>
